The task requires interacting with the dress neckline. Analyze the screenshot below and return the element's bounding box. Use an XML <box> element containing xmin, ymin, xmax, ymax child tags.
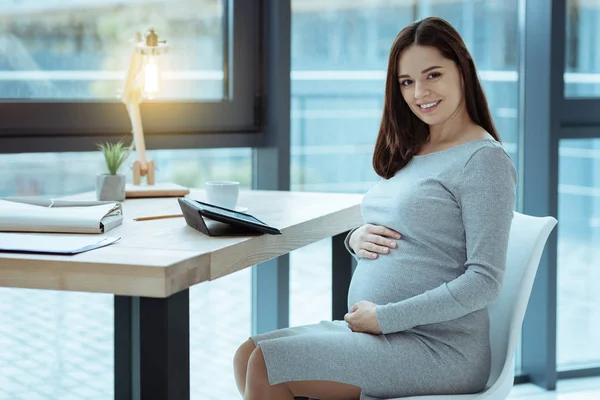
<box><xmin>413</xmin><ymin>138</ymin><xmax>497</xmax><ymax>158</ymax></box>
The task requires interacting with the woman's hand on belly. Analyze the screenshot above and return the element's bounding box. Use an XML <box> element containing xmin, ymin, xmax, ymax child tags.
<box><xmin>348</xmin><ymin>224</ymin><xmax>401</xmax><ymax>259</ymax></box>
<box><xmin>344</xmin><ymin>300</ymin><xmax>382</xmax><ymax>335</ymax></box>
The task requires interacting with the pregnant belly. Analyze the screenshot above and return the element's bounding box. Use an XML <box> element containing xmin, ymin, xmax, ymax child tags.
<box><xmin>346</xmin><ymin>256</ymin><xmax>457</xmax><ymax>311</ymax></box>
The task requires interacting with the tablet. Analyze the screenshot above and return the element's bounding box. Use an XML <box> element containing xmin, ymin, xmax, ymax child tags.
<box><xmin>178</xmin><ymin>198</ymin><xmax>282</xmax><ymax>235</ymax></box>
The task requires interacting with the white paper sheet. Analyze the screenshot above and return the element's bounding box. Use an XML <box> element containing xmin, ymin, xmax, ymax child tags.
<box><xmin>0</xmin><ymin>233</ymin><xmax>121</xmax><ymax>255</ymax></box>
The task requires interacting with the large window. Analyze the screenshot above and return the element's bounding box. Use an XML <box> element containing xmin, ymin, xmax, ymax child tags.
<box><xmin>289</xmin><ymin>0</ymin><xmax>521</xmax><ymax>329</ymax></box>
<box><xmin>557</xmin><ymin>138</ymin><xmax>600</xmax><ymax>369</ymax></box>
<box><xmin>0</xmin><ymin>0</ymin><xmax>259</xmax><ymax>139</ymax></box>
<box><xmin>565</xmin><ymin>0</ymin><xmax>600</xmax><ymax>97</ymax></box>
<box><xmin>0</xmin><ymin>0</ymin><xmax>224</xmax><ymax>101</ymax></box>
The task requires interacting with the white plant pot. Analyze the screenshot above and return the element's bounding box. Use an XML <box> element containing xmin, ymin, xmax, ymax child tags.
<box><xmin>96</xmin><ymin>174</ymin><xmax>126</xmax><ymax>201</ymax></box>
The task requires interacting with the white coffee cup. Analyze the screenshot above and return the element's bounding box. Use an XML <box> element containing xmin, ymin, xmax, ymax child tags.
<box><xmin>205</xmin><ymin>181</ymin><xmax>240</xmax><ymax>210</ymax></box>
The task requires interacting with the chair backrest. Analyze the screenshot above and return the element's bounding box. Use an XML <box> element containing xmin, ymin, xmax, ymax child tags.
<box><xmin>484</xmin><ymin>212</ymin><xmax>557</xmax><ymax>396</ymax></box>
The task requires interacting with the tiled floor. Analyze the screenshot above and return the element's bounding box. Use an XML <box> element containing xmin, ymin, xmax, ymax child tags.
<box><xmin>0</xmin><ymin>239</ymin><xmax>599</xmax><ymax>399</ymax></box>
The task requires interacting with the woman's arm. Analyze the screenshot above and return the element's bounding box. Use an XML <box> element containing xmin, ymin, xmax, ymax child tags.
<box><xmin>375</xmin><ymin>146</ymin><xmax>518</xmax><ymax>334</ymax></box>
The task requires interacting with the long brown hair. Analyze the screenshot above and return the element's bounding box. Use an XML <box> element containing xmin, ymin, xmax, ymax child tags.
<box><xmin>373</xmin><ymin>17</ymin><xmax>500</xmax><ymax>179</ymax></box>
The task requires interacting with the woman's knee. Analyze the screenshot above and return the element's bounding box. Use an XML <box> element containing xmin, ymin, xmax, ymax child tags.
<box><xmin>247</xmin><ymin>347</ymin><xmax>266</xmax><ymax>371</ymax></box>
<box><xmin>246</xmin><ymin>347</ymin><xmax>270</xmax><ymax>387</ymax></box>
<box><xmin>233</xmin><ymin>339</ymin><xmax>256</xmax><ymax>371</ymax></box>
<box><xmin>233</xmin><ymin>339</ymin><xmax>257</xmax><ymax>396</ymax></box>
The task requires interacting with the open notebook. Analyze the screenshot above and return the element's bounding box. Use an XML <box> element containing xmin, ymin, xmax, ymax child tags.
<box><xmin>0</xmin><ymin>197</ymin><xmax>123</xmax><ymax>234</ymax></box>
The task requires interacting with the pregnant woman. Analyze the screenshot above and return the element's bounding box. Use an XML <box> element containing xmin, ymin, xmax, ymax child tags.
<box><xmin>233</xmin><ymin>16</ymin><xmax>517</xmax><ymax>400</ymax></box>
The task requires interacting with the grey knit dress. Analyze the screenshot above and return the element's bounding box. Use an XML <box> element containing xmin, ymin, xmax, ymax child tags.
<box><xmin>249</xmin><ymin>139</ymin><xmax>517</xmax><ymax>399</ymax></box>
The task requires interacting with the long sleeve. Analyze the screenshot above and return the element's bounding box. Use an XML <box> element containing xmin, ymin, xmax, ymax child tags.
<box><xmin>344</xmin><ymin>227</ymin><xmax>361</xmax><ymax>261</ymax></box>
<box><xmin>375</xmin><ymin>146</ymin><xmax>517</xmax><ymax>334</ymax></box>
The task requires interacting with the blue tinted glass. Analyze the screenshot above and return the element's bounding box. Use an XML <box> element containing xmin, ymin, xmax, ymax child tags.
<box><xmin>557</xmin><ymin>138</ymin><xmax>600</xmax><ymax>368</ymax></box>
<box><xmin>565</xmin><ymin>0</ymin><xmax>600</xmax><ymax>97</ymax></box>
<box><xmin>0</xmin><ymin>0</ymin><xmax>225</xmax><ymax>100</ymax></box>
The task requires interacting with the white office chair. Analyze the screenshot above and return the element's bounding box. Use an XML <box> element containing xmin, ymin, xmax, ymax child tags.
<box><xmin>373</xmin><ymin>212</ymin><xmax>557</xmax><ymax>400</ymax></box>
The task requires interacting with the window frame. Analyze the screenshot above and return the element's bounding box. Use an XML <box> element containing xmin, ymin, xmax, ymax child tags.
<box><xmin>0</xmin><ymin>0</ymin><xmax>262</xmax><ymax>153</ymax></box>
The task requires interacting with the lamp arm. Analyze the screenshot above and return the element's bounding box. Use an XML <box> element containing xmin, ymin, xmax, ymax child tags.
<box><xmin>121</xmin><ymin>51</ymin><xmax>148</xmax><ymax>173</ymax></box>
<box><xmin>121</xmin><ymin>51</ymin><xmax>144</xmax><ymax>104</ymax></box>
<box><xmin>128</xmin><ymin>102</ymin><xmax>148</xmax><ymax>173</ymax></box>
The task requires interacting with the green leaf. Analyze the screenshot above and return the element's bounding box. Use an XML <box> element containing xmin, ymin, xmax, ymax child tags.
<box><xmin>97</xmin><ymin>141</ymin><xmax>130</xmax><ymax>175</ymax></box>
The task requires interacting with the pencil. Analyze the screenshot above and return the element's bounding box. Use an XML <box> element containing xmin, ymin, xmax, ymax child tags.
<box><xmin>134</xmin><ymin>214</ymin><xmax>184</xmax><ymax>221</ymax></box>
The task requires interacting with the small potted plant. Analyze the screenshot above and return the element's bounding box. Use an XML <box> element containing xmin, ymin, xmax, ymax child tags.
<box><xmin>96</xmin><ymin>141</ymin><xmax>130</xmax><ymax>201</ymax></box>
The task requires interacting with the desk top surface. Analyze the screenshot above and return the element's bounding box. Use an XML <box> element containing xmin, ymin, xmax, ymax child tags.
<box><xmin>0</xmin><ymin>190</ymin><xmax>363</xmax><ymax>297</ymax></box>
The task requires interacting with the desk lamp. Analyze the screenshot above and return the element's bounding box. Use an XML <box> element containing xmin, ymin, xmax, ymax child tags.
<box><xmin>121</xmin><ymin>28</ymin><xmax>167</xmax><ymax>186</ymax></box>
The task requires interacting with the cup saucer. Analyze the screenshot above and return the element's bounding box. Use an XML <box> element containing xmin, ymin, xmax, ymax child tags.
<box><xmin>235</xmin><ymin>206</ymin><xmax>249</xmax><ymax>213</ymax></box>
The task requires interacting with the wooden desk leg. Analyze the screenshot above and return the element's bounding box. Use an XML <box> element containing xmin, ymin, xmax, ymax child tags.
<box><xmin>114</xmin><ymin>290</ymin><xmax>190</xmax><ymax>400</ymax></box>
<box><xmin>331</xmin><ymin>231</ymin><xmax>355</xmax><ymax>321</ymax></box>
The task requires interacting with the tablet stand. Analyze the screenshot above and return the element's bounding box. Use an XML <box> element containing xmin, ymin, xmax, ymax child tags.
<box><xmin>179</xmin><ymin>199</ymin><xmax>262</xmax><ymax>237</ymax></box>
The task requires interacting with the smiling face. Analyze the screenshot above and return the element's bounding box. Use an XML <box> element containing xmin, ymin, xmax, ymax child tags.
<box><xmin>397</xmin><ymin>44</ymin><xmax>465</xmax><ymax>127</ymax></box>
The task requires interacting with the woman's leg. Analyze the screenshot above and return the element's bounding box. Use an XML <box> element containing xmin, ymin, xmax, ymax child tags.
<box><xmin>245</xmin><ymin>347</ymin><xmax>361</xmax><ymax>400</ymax></box>
<box><xmin>233</xmin><ymin>339</ymin><xmax>256</xmax><ymax>396</ymax></box>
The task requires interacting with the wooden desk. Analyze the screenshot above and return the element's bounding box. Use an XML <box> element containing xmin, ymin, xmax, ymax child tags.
<box><xmin>0</xmin><ymin>189</ymin><xmax>363</xmax><ymax>400</ymax></box>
